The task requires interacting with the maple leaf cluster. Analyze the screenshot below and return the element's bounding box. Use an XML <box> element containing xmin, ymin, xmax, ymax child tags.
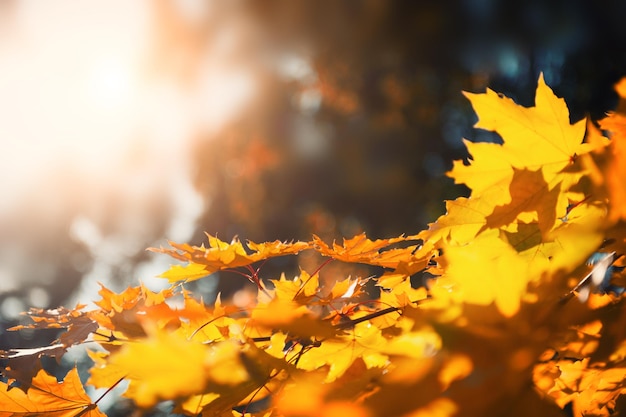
<box><xmin>2</xmin><ymin>75</ymin><xmax>626</xmax><ymax>416</ymax></box>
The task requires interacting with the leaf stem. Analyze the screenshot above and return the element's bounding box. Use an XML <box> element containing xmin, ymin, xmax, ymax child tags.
<box><xmin>93</xmin><ymin>376</ymin><xmax>126</xmax><ymax>405</ymax></box>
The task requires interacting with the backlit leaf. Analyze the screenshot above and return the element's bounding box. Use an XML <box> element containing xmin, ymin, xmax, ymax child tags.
<box><xmin>0</xmin><ymin>367</ymin><xmax>106</xmax><ymax>417</ymax></box>
<box><xmin>152</xmin><ymin>235</ymin><xmax>312</xmax><ymax>282</ymax></box>
<box><xmin>453</xmin><ymin>74</ymin><xmax>587</xmax><ymax>194</ymax></box>
<box><xmin>90</xmin><ymin>329</ymin><xmax>249</xmax><ymax>408</ymax></box>
<box><xmin>312</xmin><ymin>233</ymin><xmax>428</xmax><ymax>270</ymax></box>
<box><xmin>440</xmin><ymin>230</ymin><xmax>530</xmax><ymax>317</ymax></box>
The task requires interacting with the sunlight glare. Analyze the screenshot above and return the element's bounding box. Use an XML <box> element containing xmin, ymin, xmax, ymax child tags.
<box><xmin>86</xmin><ymin>57</ymin><xmax>136</xmax><ymax>111</ymax></box>
<box><xmin>0</xmin><ymin>1</ymin><xmax>262</xmax><ymax>301</ymax></box>
<box><xmin>194</xmin><ymin>65</ymin><xmax>257</xmax><ymax>133</ymax></box>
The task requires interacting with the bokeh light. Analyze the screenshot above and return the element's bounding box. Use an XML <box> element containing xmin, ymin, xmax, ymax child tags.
<box><xmin>1</xmin><ymin>7</ymin><xmax>626</xmax><ymax>403</ymax></box>
<box><xmin>0</xmin><ymin>1</ymin><xmax>263</xmax><ymax>313</ymax></box>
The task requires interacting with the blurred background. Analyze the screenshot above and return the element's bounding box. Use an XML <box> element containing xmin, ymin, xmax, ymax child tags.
<box><xmin>1</xmin><ymin>0</ymin><xmax>626</xmax><ymax>405</ymax></box>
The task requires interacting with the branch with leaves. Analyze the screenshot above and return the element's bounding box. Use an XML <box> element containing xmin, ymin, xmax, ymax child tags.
<box><xmin>2</xmin><ymin>75</ymin><xmax>626</xmax><ymax>417</ymax></box>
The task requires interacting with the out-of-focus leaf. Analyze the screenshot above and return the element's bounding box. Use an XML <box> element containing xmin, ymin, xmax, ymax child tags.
<box><xmin>90</xmin><ymin>329</ymin><xmax>249</xmax><ymax>408</ymax></box>
<box><xmin>440</xmin><ymin>230</ymin><xmax>531</xmax><ymax>317</ymax></box>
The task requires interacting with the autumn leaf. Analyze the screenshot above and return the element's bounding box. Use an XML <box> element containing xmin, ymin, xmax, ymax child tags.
<box><xmin>312</xmin><ymin>233</ymin><xmax>429</xmax><ymax>270</ymax></box>
<box><xmin>270</xmin><ymin>270</ymin><xmax>320</xmax><ymax>302</ymax></box>
<box><xmin>176</xmin><ymin>293</ymin><xmax>238</xmax><ymax>343</ymax></box>
<box><xmin>0</xmin><ymin>367</ymin><xmax>106</xmax><ymax>417</ymax></box>
<box><xmin>421</xmin><ymin>75</ymin><xmax>608</xmax><ymax>248</ymax></box>
<box><xmin>158</xmin><ymin>262</ymin><xmax>211</xmax><ymax>282</ymax></box>
<box><xmin>89</xmin><ymin>329</ymin><xmax>250</xmax><ymax>408</ymax></box>
<box><xmin>275</xmin><ymin>379</ymin><xmax>372</xmax><ymax>417</ymax></box>
<box><xmin>293</xmin><ymin>317</ymin><xmax>441</xmax><ymax>384</ymax></box>
<box><xmin>599</xmin><ymin>113</ymin><xmax>626</xmax><ymax>222</ymax></box>
<box><xmin>8</xmin><ymin>305</ymin><xmax>98</xmax><ymax>348</ymax></box>
<box><xmin>93</xmin><ymin>284</ymin><xmax>142</xmax><ymax>312</ymax></box>
<box><xmin>151</xmin><ymin>235</ymin><xmax>312</xmax><ymax>282</ymax></box>
<box><xmin>245</xmin><ymin>239</ymin><xmax>312</xmax><ymax>259</ymax></box>
<box><xmin>251</xmin><ymin>299</ymin><xmax>336</xmax><ymax>340</ymax></box>
<box><xmin>538</xmin><ymin>358</ymin><xmax>626</xmax><ymax>416</ymax></box>
<box><xmin>327</xmin><ymin>276</ymin><xmax>366</xmax><ymax>300</ymax></box>
<box><xmin>452</xmin><ymin>74</ymin><xmax>588</xmax><ymax>194</ymax></box>
<box><xmin>5</xmin><ymin>74</ymin><xmax>626</xmax><ymax>417</ymax></box>
<box><xmin>440</xmin><ymin>229</ymin><xmax>531</xmax><ymax>317</ymax></box>
<box><xmin>484</xmin><ymin>168</ymin><xmax>562</xmax><ymax>239</ymax></box>
<box><xmin>2</xmin><ymin>305</ymin><xmax>98</xmax><ymax>385</ymax></box>
<box><xmin>91</xmin><ymin>283</ymin><xmax>179</xmax><ymax>339</ymax></box>
<box><xmin>418</xmin><ymin>197</ymin><xmax>494</xmax><ymax>246</ymax></box>
<box><xmin>294</xmin><ymin>321</ymin><xmax>390</xmax><ymax>382</ymax></box>
<box><xmin>420</xmin><ymin>75</ymin><xmax>610</xmax><ymax>321</ymax></box>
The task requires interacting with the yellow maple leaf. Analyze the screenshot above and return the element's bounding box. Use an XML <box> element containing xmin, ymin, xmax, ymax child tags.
<box><xmin>176</xmin><ymin>293</ymin><xmax>237</xmax><ymax>343</ymax></box>
<box><xmin>251</xmin><ymin>299</ymin><xmax>335</xmax><ymax>340</ymax></box>
<box><xmin>421</xmin><ymin>75</ymin><xmax>609</xmax><ymax>318</ymax></box>
<box><xmin>327</xmin><ymin>276</ymin><xmax>363</xmax><ymax>300</ymax></box>
<box><xmin>270</xmin><ymin>270</ymin><xmax>319</xmax><ymax>302</ymax></box>
<box><xmin>295</xmin><ymin>322</ymin><xmax>389</xmax><ymax>382</ymax></box>
<box><xmin>87</xmin><ymin>349</ymin><xmax>127</xmax><ymax>390</ymax></box>
<box><xmin>158</xmin><ymin>262</ymin><xmax>211</xmax><ymax>282</ymax></box>
<box><xmin>485</xmin><ymin>168</ymin><xmax>562</xmax><ymax>239</ymax></box>
<box><xmin>419</xmin><ymin>195</ymin><xmax>497</xmax><ymax>247</ymax></box>
<box><xmin>90</xmin><ymin>329</ymin><xmax>249</xmax><ymax>408</ymax></box>
<box><xmin>453</xmin><ymin>74</ymin><xmax>587</xmax><ymax>194</ymax></box>
<box><xmin>440</xmin><ymin>229</ymin><xmax>530</xmax><ymax>317</ymax></box>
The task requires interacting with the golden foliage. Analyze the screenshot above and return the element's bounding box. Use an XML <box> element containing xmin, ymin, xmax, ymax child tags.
<box><xmin>0</xmin><ymin>368</ymin><xmax>106</xmax><ymax>417</ymax></box>
<box><xmin>3</xmin><ymin>75</ymin><xmax>626</xmax><ymax>416</ymax></box>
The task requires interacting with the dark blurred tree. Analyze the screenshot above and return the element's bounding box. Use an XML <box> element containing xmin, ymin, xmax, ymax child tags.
<box><xmin>186</xmin><ymin>0</ymin><xmax>626</xmax><ymax>243</ymax></box>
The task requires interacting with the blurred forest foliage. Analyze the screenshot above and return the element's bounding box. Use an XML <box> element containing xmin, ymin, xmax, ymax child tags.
<box><xmin>2</xmin><ymin>0</ymin><xmax>626</xmax><ymax>361</ymax></box>
<box><xmin>191</xmin><ymin>0</ymin><xmax>626</xmax><ymax>242</ymax></box>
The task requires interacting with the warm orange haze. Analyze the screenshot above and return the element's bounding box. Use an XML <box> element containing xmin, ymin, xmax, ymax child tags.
<box><xmin>2</xmin><ymin>1</ymin><xmax>626</xmax><ymax>416</ymax></box>
<box><xmin>0</xmin><ymin>2</ymin><xmax>269</xmax><ymax>314</ymax></box>
<box><xmin>2</xmin><ymin>72</ymin><xmax>626</xmax><ymax>416</ymax></box>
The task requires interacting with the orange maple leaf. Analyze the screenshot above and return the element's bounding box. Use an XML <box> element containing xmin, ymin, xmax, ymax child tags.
<box><xmin>152</xmin><ymin>234</ymin><xmax>312</xmax><ymax>282</ymax></box>
<box><xmin>91</xmin><ymin>283</ymin><xmax>179</xmax><ymax>339</ymax></box>
<box><xmin>0</xmin><ymin>367</ymin><xmax>106</xmax><ymax>417</ymax></box>
<box><xmin>312</xmin><ymin>233</ymin><xmax>428</xmax><ymax>270</ymax></box>
<box><xmin>599</xmin><ymin>113</ymin><xmax>626</xmax><ymax>222</ymax></box>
